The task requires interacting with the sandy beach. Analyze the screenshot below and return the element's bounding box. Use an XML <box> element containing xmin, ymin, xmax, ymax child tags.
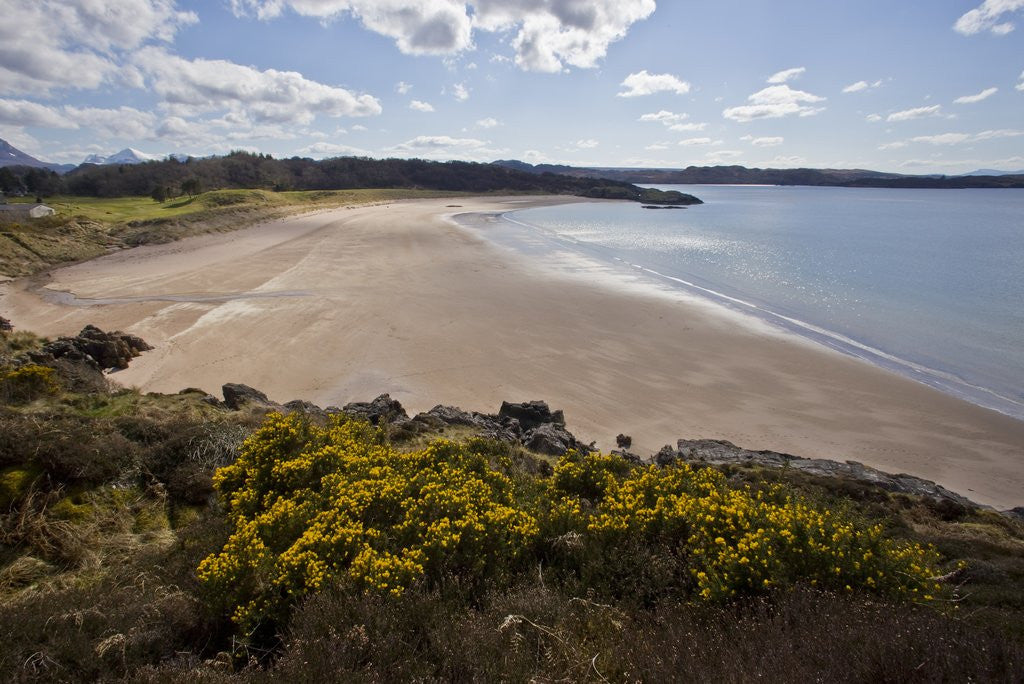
<box><xmin>2</xmin><ymin>196</ymin><xmax>1022</xmax><ymax>508</ymax></box>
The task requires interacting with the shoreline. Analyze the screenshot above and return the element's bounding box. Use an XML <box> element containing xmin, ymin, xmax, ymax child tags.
<box><xmin>1</xmin><ymin>196</ymin><xmax>1022</xmax><ymax>508</ymax></box>
<box><xmin>486</xmin><ymin>208</ymin><xmax>1024</xmax><ymax>422</ymax></box>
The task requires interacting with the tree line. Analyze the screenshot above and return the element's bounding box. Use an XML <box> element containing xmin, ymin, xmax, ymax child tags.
<box><xmin>0</xmin><ymin>152</ymin><xmax>680</xmax><ymax>202</ymax></box>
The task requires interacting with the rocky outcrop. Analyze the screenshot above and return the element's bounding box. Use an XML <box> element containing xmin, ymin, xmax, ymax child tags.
<box><xmin>0</xmin><ymin>316</ymin><xmax>11</xmax><ymax>332</ymax></box>
<box><xmin>1003</xmin><ymin>507</ymin><xmax>1024</xmax><ymax>523</ymax></box>
<box><xmin>222</xmin><ymin>383</ymin><xmax>280</xmax><ymax>411</ymax></box>
<box><xmin>37</xmin><ymin>325</ymin><xmax>152</xmax><ymax>370</ymax></box>
<box><xmin>200</xmin><ymin>384</ymin><xmax>1014</xmax><ymax>513</ymax></box>
<box><xmin>498</xmin><ymin>401</ymin><xmax>565</xmax><ymax>431</ymax></box>
<box><xmin>668</xmin><ymin>438</ymin><xmax>976</xmax><ymax>507</ymax></box>
<box><xmin>214</xmin><ymin>391</ymin><xmax>585</xmax><ymax>456</ymax></box>
<box><xmin>361</xmin><ymin>396</ymin><xmax>590</xmax><ymax>456</ymax></box>
<box><xmin>342</xmin><ymin>394</ymin><xmax>409</xmax><ymax>425</ymax></box>
<box><xmin>284</xmin><ymin>399</ymin><xmax>327</xmax><ymax>416</ymax></box>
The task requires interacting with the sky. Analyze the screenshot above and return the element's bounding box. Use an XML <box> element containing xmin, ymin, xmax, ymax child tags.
<box><xmin>1</xmin><ymin>0</ymin><xmax>1022</xmax><ymax>174</ymax></box>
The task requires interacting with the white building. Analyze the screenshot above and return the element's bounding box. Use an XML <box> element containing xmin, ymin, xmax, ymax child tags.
<box><xmin>0</xmin><ymin>203</ymin><xmax>55</xmax><ymax>219</ymax></box>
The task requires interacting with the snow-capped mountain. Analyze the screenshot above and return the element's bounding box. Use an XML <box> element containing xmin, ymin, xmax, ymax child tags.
<box><xmin>82</xmin><ymin>148</ymin><xmax>160</xmax><ymax>165</ymax></box>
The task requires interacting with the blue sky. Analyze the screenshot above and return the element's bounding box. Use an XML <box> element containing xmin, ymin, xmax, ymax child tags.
<box><xmin>1</xmin><ymin>0</ymin><xmax>1022</xmax><ymax>173</ymax></box>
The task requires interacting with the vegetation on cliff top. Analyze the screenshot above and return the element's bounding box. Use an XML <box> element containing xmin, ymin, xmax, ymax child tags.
<box><xmin>0</xmin><ymin>327</ymin><xmax>1022</xmax><ymax>680</ymax></box>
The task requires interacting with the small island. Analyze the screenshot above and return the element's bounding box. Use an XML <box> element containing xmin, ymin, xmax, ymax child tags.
<box><xmin>581</xmin><ymin>184</ymin><xmax>703</xmax><ymax>205</ymax></box>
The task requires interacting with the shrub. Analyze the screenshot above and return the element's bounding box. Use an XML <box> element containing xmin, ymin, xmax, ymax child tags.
<box><xmin>0</xmin><ymin>364</ymin><xmax>59</xmax><ymax>403</ymax></box>
<box><xmin>198</xmin><ymin>413</ymin><xmax>538</xmax><ymax>629</ymax></box>
<box><xmin>0</xmin><ymin>465</ymin><xmax>40</xmax><ymax>508</ymax></box>
<box><xmin>199</xmin><ymin>414</ymin><xmax>945</xmax><ymax>635</ymax></box>
<box><xmin>33</xmin><ymin>418</ymin><xmax>138</xmax><ymax>486</ymax></box>
<box><xmin>271</xmin><ymin>583</ymin><xmax>1023</xmax><ymax>682</ymax></box>
<box><xmin>548</xmin><ymin>456</ymin><xmax>942</xmax><ymax>602</ymax></box>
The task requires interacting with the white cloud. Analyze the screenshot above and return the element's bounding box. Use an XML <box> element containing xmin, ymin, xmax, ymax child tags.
<box><xmin>0</xmin><ymin>99</ymin><xmax>159</xmax><ymax>139</ymax></box>
<box><xmin>644</xmin><ymin>142</ymin><xmax>670</xmax><ymax>151</ymax></box>
<box><xmin>134</xmin><ymin>48</ymin><xmax>382</xmax><ymax>124</ymax></box>
<box><xmin>233</xmin><ymin>0</ymin><xmax>474</xmax><ymax>55</ymax></box>
<box><xmin>723</xmin><ymin>85</ymin><xmax>826</xmax><ymax>122</ymax></box>
<box><xmin>897</xmin><ymin>155</ymin><xmax>1024</xmax><ymax>170</ymax></box>
<box><xmin>476</xmin><ymin>117</ymin><xmax>500</xmax><ymax>128</ymax></box>
<box><xmin>298</xmin><ymin>141</ymin><xmax>372</xmax><ymax>157</ymax></box>
<box><xmin>522</xmin><ymin>149</ymin><xmax>551</xmax><ymax>164</ymax></box>
<box><xmin>973</xmin><ymin>128</ymin><xmax>1024</xmax><ymax>140</ymax></box>
<box><xmin>703</xmin><ymin>150</ymin><xmax>743</xmax><ymax>163</ymax></box>
<box><xmin>0</xmin><ymin>0</ymin><xmax>197</xmax><ymax>95</ymax></box>
<box><xmin>352</xmin><ymin>124</ymin><xmax>368</xmax><ymax>131</ymax></box>
<box><xmin>886</xmin><ymin>105</ymin><xmax>943</xmax><ymax>122</ymax></box>
<box><xmin>882</xmin><ymin>129</ymin><xmax>1023</xmax><ymax>148</ymax></box>
<box><xmin>639</xmin><ymin>110</ymin><xmax>687</xmax><ymax>124</ymax></box>
<box><xmin>741</xmin><ymin>135</ymin><xmax>784</xmax><ymax>147</ymax></box>
<box><xmin>669</xmin><ymin>122</ymin><xmax>707</xmax><ymax>132</ymax></box>
<box><xmin>678</xmin><ymin>137</ymin><xmax>719</xmax><ymax>146</ymax></box>
<box><xmin>618</xmin><ymin>70</ymin><xmax>691</xmax><ymax>97</ymax></box>
<box><xmin>391</xmin><ymin>135</ymin><xmax>486</xmax><ymax>150</ymax></box>
<box><xmin>842</xmin><ymin>79</ymin><xmax>883</xmax><ymax>93</ymax></box>
<box><xmin>1018</xmin><ymin>71</ymin><xmax>1024</xmax><ymax>91</ymax></box>
<box><xmin>396</xmin><ymin>81</ymin><xmax>412</xmax><ymax>94</ymax></box>
<box><xmin>452</xmin><ymin>83</ymin><xmax>469</xmax><ymax>101</ymax></box>
<box><xmin>575</xmin><ymin>139</ymin><xmax>599</xmax><ymax>149</ymax></box>
<box><xmin>387</xmin><ymin>134</ymin><xmax>504</xmax><ymax>161</ymax></box>
<box><xmin>910</xmin><ymin>133</ymin><xmax>972</xmax><ymax>145</ymax></box>
<box><xmin>866</xmin><ymin>113</ymin><xmax>883</xmax><ymax>122</ymax></box>
<box><xmin>763</xmin><ymin>155</ymin><xmax>806</xmax><ymax>167</ymax></box>
<box><xmin>954</xmin><ymin>86</ymin><xmax>998</xmax><ymax>103</ymax></box>
<box><xmin>410</xmin><ymin>100</ymin><xmax>435</xmax><ymax>112</ymax></box>
<box><xmin>0</xmin><ymin>99</ymin><xmax>74</xmax><ymax>129</ymax></box>
<box><xmin>232</xmin><ymin>1</ymin><xmax>655</xmax><ymax>73</ymax></box>
<box><xmin>767</xmin><ymin>67</ymin><xmax>805</xmax><ymax>84</ymax></box>
<box><xmin>65</xmin><ymin>106</ymin><xmax>159</xmax><ymax>139</ymax></box>
<box><xmin>639</xmin><ymin>111</ymin><xmax>709</xmax><ymax>133</ymax></box>
<box><xmin>478</xmin><ymin>1</ymin><xmax>657</xmax><ymax>72</ymax></box>
<box><xmin>954</xmin><ymin>0</ymin><xmax>1024</xmax><ymax>35</ymax></box>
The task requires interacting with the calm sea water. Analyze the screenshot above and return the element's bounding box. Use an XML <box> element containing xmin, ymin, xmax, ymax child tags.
<box><xmin>499</xmin><ymin>185</ymin><xmax>1024</xmax><ymax>420</ymax></box>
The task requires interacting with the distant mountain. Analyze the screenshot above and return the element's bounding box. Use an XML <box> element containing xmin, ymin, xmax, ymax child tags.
<box><xmin>961</xmin><ymin>168</ymin><xmax>1024</xmax><ymax>177</ymax></box>
<box><xmin>82</xmin><ymin>148</ymin><xmax>160</xmax><ymax>165</ymax></box>
<box><xmin>492</xmin><ymin>161</ymin><xmax>1024</xmax><ymax>189</ymax></box>
<box><xmin>0</xmin><ymin>138</ymin><xmax>75</xmax><ymax>174</ymax></box>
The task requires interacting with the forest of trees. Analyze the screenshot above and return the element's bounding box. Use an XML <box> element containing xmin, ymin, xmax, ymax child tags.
<box><xmin>0</xmin><ymin>152</ymin><xmax>697</xmax><ymax>204</ymax></box>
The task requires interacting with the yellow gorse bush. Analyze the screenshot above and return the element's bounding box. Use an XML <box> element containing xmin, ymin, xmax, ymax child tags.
<box><xmin>549</xmin><ymin>451</ymin><xmax>941</xmax><ymax>600</ymax></box>
<box><xmin>198</xmin><ymin>413</ymin><xmax>538</xmax><ymax>627</ymax></box>
<box><xmin>200</xmin><ymin>414</ymin><xmax>942</xmax><ymax>629</ymax></box>
<box><xmin>0</xmin><ymin>364</ymin><xmax>59</xmax><ymax>403</ymax></box>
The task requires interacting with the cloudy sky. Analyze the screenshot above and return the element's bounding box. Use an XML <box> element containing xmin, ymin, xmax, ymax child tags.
<box><xmin>1</xmin><ymin>0</ymin><xmax>1022</xmax><ymax>173</ymax></box>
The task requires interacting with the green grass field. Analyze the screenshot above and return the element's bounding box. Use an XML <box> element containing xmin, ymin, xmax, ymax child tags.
<box><xmin>12</xmin><ymin>188</ymin><xmax>467</xmax><ymax>225</ymax></box>
<box><xmin>0</xmin><ymin>188</ymin><xmax>471</xmax><ymax>276</ymax></box>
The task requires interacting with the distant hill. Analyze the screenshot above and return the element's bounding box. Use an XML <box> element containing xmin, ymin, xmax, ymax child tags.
<box><xmin>493</xmin><ymin>160</ymin><xmax>1024</xmax><ymax>189</ymax></box>
<box><xmin>82</xmin><ymin>148</ymin><xmax>161</xmax><ymax>165</ymax></box>
<box><xmin>0</xmin><ymin>138</ymin><xmax>75</xmax><ymax>174</ymax></box>
<box><xmin>961</xmin><ymin>168</ymin><xmax>1024</xmax><ymax>177</ymax></box>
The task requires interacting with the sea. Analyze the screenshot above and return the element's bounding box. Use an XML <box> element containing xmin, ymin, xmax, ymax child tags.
<box><xmin>481</xmin><ymin>185</ymin><xmax>1024</xmax><ymax>421</ymax></box>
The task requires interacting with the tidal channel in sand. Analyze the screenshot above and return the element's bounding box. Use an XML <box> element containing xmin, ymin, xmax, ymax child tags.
<box><xmin>2</xmin><ymin>197</ymin><xmax>1022</xmax><ymax>508</ymax></box>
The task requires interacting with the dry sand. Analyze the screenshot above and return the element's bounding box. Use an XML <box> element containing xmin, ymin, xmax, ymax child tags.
<box><xmin>2</xmin><ymin>197</ymin><xmax>1022</xmax><ymax>508</ymax></box>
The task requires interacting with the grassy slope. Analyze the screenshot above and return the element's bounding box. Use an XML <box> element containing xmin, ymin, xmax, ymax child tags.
<box><xmin>0</xmin><ymin>189</ymin><xmax>469</xmax><ymax>277</ymax></box>
<box><xmin>0</xmin><ymin>328</ymin><xmax>1022</xmax><ymax>680</ymax></box>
